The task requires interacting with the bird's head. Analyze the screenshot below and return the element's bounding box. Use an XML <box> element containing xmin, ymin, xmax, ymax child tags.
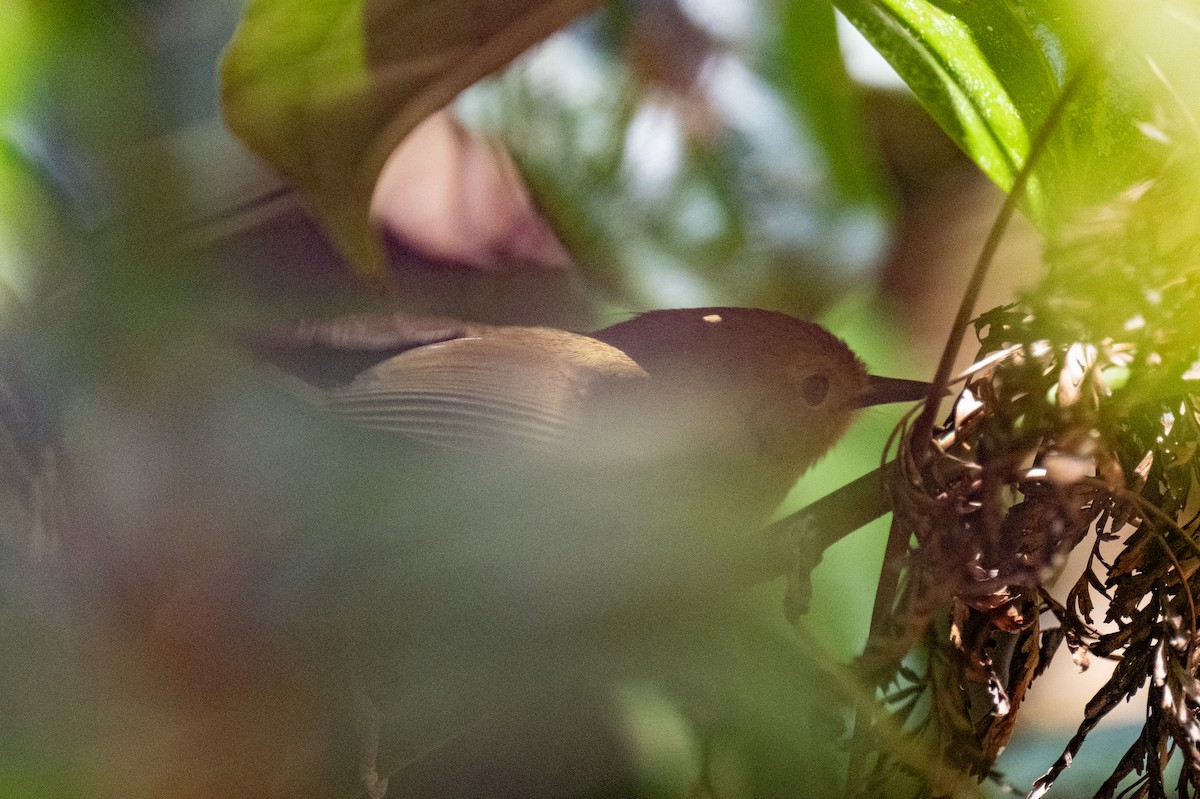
<box><xmin>593</xmin><ymin>307</ymin><xmax>919</xmax><ymax>481</ymax></box>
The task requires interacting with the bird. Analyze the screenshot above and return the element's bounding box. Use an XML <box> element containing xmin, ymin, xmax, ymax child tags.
<box><xmin>253</xmin><ymin>307</ymin><xmax>925</xmax><ymax>518</ymax></box>
<box><xmin>249</xmin><ymin>306</ymin><xmax>927</xmax><ymax>633</ymax></box>
<box><xmin>245</xmin><ymin>308</ymin><xmax>930</xmax><ymax>798</ymax></box>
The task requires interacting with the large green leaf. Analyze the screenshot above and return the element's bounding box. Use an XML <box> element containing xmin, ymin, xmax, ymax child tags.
<box><xmin>834</xmin><ymin>0</ymin><xmax>1192</xmax><ymax>230</ymax></box>
<box><xmin>835</xmin><ymin>0</ymin><xmax>1057</xmax><ymax>220</ymax></box>
<box><xmin>220</xmin><ymin>0</ymin><xmax>604</xmax><ymax>279</ymax></box>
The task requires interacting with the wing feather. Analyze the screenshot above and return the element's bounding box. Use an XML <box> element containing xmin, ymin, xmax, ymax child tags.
<box><xmin>323</xmin><ymin>328</ymin><xmax>646</xmax><ymax>452</ymax></box>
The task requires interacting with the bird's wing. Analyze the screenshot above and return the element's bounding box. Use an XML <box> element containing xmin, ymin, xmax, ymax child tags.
<box><xmin>242</xmin><ymin>314</ymin><xmax>493</xmax><ymax>388</ymax></box>
<box><xmin>322</xmin><ymin>327</ymin><xmax>648</xmax><ymax>452</ymax></box>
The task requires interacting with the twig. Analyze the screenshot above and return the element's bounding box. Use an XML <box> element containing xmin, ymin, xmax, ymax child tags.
<box><xmin>910</xmin><ymin>67</ymin><xmax>1091</xmax><ymax>458</ymax></box>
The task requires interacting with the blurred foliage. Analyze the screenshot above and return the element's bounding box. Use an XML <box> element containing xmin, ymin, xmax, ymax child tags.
<box><xmin>5</xmin><ymin>0</ymin><xmax>1200</xmax><ymax>798</ymax></box>
<box><xmin>221</xmin><ymin>0</ymin><xmax>606</xmax><ymax>280</ymax></box>
<box><xmin>0</xmin><ymin>0</ymin><xmax>46</xmax><ymax>307</ymax></box>
<box><xmin>457</xmin><ymin>0</ymin><xmax>889</xmax><ymax>314</ymax></box>
<box><xmin>221</xmin><ymin>0</ymin><xmax>891</xmax><ymax>308</ymax></box>
<box><xmin>0</xmin><ymin>0</ymin><xmax>39</xmax><ymax>112</ymax></box>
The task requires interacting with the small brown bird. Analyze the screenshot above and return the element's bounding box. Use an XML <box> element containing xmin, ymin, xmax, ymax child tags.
<box><xmin>265</xmin><ymin>307</ymin><xmax>922</xmax><ymax>509</ymax></box>
<box><xmin>253</xmin><ymin>307</ymin><xmax>926</xmax><ymax>632</ymax></box>
<box><xmin>250</xmin><ymin>308</ymin><xmax>928</xmax><ymax>797</ymax></box>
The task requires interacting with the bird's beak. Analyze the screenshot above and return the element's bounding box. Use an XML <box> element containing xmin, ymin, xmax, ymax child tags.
<box><xmin>854</xmin><ymin>375</ymin><xmax>933</xmax><ymax>408</ymax></box>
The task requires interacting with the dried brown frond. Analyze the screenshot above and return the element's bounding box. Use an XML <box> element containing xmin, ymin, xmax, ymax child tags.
<box><xmin>854</xmin><ymin>174</ymin><xmax>1200</xmax><ymax>798</ymax></box>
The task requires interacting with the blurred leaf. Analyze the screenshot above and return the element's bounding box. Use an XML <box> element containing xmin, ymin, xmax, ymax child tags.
<box><xmin>0</xmin><ymin>0</ymin><xmax>42</xmax><ymax>307</ymax></box>
<box><xmin>220</xmin><ymin>0</ymin><xmax>604</xmax><ymax>281</ymax></box>
<box><xmin>0</xmin><ymin>1</ymin><xmax>37</xmax><ymax>112</ymax></box>
<box><xmin>0</xmin><ymin>124</ymin><xmax>85</xmax><ymax>311</ymax></box>
<box><xmin>369</xmin><ymin>590</ymin><xmax>853</xmax><ymax>799</ymax></box>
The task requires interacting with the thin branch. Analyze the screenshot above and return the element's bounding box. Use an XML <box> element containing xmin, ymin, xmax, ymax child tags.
<box><xmin>910</xmin><ymin>66</ymin><xmax>1092</xmax><ymax>459</ymax></box>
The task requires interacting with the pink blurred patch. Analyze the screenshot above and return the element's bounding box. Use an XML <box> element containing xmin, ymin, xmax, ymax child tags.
<box><xmin>371</xmin><ymin>110</ymin><xmax>573</xmax><ymax>272</ymax></box>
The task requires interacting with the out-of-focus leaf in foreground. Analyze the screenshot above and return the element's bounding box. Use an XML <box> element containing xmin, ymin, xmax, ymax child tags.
<box><xmin>0</xmin><ymin>5</ymin><xmax>95</xmax><ymax>797</ymax></box>
<box><xmin>0</xmin><ymin>1</ymin><xmax>36</xmax><ymax>112</ymax></box>
<box><xmin>220</xmin><ymin>0</ymin><xmax>604</xmax><ymax>280</ymax></box>
<box><xmin>0</xmin><ymin>0</ymin><xmax>45</xmax><ymax>308</ymax></box>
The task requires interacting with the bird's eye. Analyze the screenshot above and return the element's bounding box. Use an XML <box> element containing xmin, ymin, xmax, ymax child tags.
<box><xmin>800</xmin><ymin>374</ymin><xmax>830</xmax><ymax>406</ymax></box>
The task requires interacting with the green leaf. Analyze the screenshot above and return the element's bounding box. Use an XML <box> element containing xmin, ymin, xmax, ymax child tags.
<box><xmin>835</xmin><ymin>0</ymin><xmax>1200</xmax><ymax>231</ymax></box>
<box><xmin>835</xmin><ymin>0</ymin><xmax>1055</xmax><ymax>218</ymax></box>
<box><xmin>220</xmin><ymin>0</ymin><xmax>604</xmax><ymax>280</ymax></box>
